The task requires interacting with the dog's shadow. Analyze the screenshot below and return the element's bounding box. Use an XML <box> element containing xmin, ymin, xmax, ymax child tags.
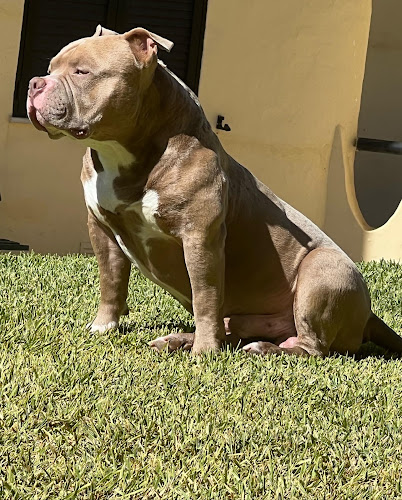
<box><xmin>117</xmin><ymin>320</ymin><xmax>401</xmax><ymax>360</ymax></box>
<box><xmin>352</xmin><ymin>342</ymin><xmax>402</xmax><ymax>361</ymax></box>
<box><xmin>118</xmin><ymin>320</ymin><xmax>195</xmax><ymax>335</ymax></box>
<box><xmin>117</xmin><ymin>314</ymin><xmax>400</xmax><ymax>360</ymax></box>
<box><xmin>118</xmin><ymin>320</ymin><xmax>402</xmax><ymax>361</ymax></box>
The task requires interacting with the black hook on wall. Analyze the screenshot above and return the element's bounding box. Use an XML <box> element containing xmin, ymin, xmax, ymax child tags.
<box><xmin>216</xmin><ymin>115</ymin><xmax>231</xmax><ymax>131</ymax></box>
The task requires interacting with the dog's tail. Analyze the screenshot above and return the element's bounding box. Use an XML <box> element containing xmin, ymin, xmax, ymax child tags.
<box><xmin>364</xmin><ymin>313</ymin><xmax>402</xmax><ymax>354</ymax></box>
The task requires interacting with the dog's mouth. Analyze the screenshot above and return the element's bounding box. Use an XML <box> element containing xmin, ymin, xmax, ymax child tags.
<box><xmin>69</xmin><ymin>127</ymin><xmax>90</xmax><ymax>140</ymax></box>
<box><xmin>27</xmin><ymin>99</ymin><xmax>63</xmax><ymax>140</ymax></box>
<box><xmin>27</xmin><ymin>99</ymin><xmax>90</xmax><ymax>141</ymax></box>
<box><xmin>27</xmin><ymin>104</ymin><xmax>48</xmax><ymax>133</ymax></box>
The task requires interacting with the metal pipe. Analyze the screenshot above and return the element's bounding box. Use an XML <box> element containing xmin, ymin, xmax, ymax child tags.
<box><xmin>356</xmin><ymin>137</ymin><xmax>402</xmax><ymax>155</ymax></box>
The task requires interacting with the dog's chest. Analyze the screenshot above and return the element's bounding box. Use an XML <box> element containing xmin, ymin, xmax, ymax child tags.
<box><xmin>83</xmin><ymin>168</ymin><xmax>167</xmax><ymax>247</ymax></box>
<box><xmin>82</xmin><ymin>145</ymin><xmax>190</xmax><ymax>306</ymax></box>
<box><xmin>82</xmin><ymin>144</ymin><xmax>162</xmax><ymax>233</ymax></box>
<box><xmin>83</xmin><ymin>168</ymin><xmax>122</xmax><ymax>220</ymax></box>
<box><xmin>83</xmin><ymin>164</ymin><xmax>190</xmax><ymax>302</ymax></box>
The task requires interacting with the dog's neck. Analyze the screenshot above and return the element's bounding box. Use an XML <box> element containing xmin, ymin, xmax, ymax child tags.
<box><xmin>86</xmin><ymin>63</ymin><xmax>222</xmax><ymax>178</ymax></box>
<box><xmin>154</xmin><ymin>63</ymin><xmax>204</xmax><ymax>132</ymax></box>
<box><xmin>131</xmin><ymin>63</ymin><xmax>219</xmax><ymax>151</ymax></box>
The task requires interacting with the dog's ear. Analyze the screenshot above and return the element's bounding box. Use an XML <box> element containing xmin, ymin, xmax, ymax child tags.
<box><xmin>93</xmin><ymin>25</ymin><xmax>118</xmax><ymax>37</ymax></box>
<box><xmin>147</xmin><ymin>30</ymin><xmax>174</xmax><ymax>53</ymax></box>
<box><xmin>123</xmin><ymin>27</ymin><xmax>174</xmax><ymax>68</ymax></box>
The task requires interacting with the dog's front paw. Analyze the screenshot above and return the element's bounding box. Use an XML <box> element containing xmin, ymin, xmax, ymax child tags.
<box><xmin>149</xmin><ymin>333</ymin><xmax>194</xmax><ymax>353</ymax></box>
<box><xmin>86</xmin><ymin>320</ymin><xmax>118</xmax><ymax>334</ymax></box>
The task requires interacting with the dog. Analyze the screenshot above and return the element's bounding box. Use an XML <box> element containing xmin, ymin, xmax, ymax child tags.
<box><xmin>27</xmin><ymin>25</ymin><xmax>402</xmax><ymax>356</ymax></box>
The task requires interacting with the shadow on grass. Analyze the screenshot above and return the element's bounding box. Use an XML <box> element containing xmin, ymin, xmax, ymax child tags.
<box><xmin>118</xmin><ymin>320</ymin><xmax>195</xmax><ymax>335</ymax></box>
<box><xmin>353</xmin><ymin>341</ymin><xmax>402</xmax><ymax>361</ymax></box>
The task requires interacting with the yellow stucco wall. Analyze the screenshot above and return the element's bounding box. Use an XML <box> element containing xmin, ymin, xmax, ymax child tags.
<box><xmin>0</xmin><ymin>0</ymin><xmax>400</xmax><ymax>259</ymax></box>
<box><xmin>199</xmin><ymin>1</ymin><xmax>371</xmax><ymax>226</ymax></box>
<box><xmin>199</xmin><ymin>0</ymin><xmax>401</xmax><ymax>261</ymax></box>
<box><xmin>0</xmin><ymin>0</ymin><xmax>88</xmax><ymax>254</ymax></box>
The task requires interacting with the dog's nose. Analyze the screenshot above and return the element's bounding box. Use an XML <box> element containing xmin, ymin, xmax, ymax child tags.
<box><xmin>29</xmin><ymin>77</ymin><xmax>47</xmax><ymax>97</ymax></box>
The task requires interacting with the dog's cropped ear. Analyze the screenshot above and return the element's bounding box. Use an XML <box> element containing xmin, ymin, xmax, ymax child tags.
<box><xmin>123</xmin><ymin>27</ymin><xmax>174</xmax><ymax>68</ymax></box>
<box><xmin>147</xmin><ymin>30</ymin><xmax>174</xmax><ymax>53</ymax></box>
<box><xmin>93</xmin><ymin>25</ymin><xmax>118</xmax><ymax>37</ymax></box>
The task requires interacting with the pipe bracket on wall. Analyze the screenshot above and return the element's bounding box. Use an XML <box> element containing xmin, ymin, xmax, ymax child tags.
<box><xmin>216</xmin><ymin>115</ymin><xmax>231</xmax><ymax>131</ymax></box>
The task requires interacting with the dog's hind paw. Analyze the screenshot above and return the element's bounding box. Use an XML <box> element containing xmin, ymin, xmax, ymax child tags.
<box><xmin>243</xmin><ymin>341</ymin><xmax>283</xmax><ymax>356</ymax></box>
<box><xmin>149</xmin><ymin>333</ymin><xmax>194</xmax><ymax>353</ymax></box>
<box><xmin>243</xmin><ymin>340</ymin><xmax>310</xmax><ymax>356</ymax></box>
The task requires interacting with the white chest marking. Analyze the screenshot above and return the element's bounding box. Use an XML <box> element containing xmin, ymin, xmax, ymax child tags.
<box><xmin>83</xmin><ymin>169</ymin><xmax>121</xmax><ymax>216</ymax></box>
<box><xmin>83</xmin><ymin>140</ymin><xmax>136</xmax><ymax>217</ymax></box>
<box><xmin>126</xmin><ymin>189</ymin><xmax>165</xmax><ymax>243</ymax></box>
<box><xmin>141</xmin><ymin>189</ymin><xmax>160</xmax><ymax>225</ymax></box>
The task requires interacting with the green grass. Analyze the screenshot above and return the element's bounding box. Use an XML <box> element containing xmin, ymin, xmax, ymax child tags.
<box><xmin>0</xmin><ymin>253</ymin><xmax>401</xmax><ymax>499</ymax></box>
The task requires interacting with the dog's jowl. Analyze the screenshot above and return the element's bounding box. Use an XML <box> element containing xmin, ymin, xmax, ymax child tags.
<box><xmin>27</xmin><ymin>26</ymin><xmax>402</xmax><ymax>356</ymax></box>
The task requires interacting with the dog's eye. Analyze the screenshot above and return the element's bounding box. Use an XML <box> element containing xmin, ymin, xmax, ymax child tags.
<box><xmin>74</xmin><ymin>69</ymin><xmax>89</xmax><ymax>75</ymax></box>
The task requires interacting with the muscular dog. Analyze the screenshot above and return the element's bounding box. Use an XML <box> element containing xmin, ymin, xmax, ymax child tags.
<box><xmin>27</xmin><ymin>26</ymin><xmax>402</xmax><ymax>356</ymax></box>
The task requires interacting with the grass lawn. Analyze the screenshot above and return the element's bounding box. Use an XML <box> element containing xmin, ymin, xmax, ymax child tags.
<box><xmin>0</xmin><ymin>253</ymin><xmax>401</xmax><ymax>499</ymax></box>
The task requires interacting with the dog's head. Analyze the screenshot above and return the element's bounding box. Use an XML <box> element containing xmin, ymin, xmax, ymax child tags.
<box><xmin>27</xmin><ymin>26</ymin><xmax>173</xmax><ymax>141</ymax></box>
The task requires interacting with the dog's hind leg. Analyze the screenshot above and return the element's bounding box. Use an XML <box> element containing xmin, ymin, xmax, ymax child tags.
<box><xmin>244</xmin><ymin>248</ymin><xmax>371</xmax><ymax>357</ymax></box>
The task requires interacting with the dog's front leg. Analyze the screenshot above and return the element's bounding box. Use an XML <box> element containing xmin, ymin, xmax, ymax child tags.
<box><xmin>182</xmin><ymin>224</ymin><xmax>226</xmax><ymax>354</ymax></box>
<box><xmin>87</xmin><ymin>210</ymin><xmax>131</xmax><ymax>333</ymax></box>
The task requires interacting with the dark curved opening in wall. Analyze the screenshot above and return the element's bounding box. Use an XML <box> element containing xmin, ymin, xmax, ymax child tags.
<box><xmin>354</xmin><ymin>0</ymin><xmax>402</xmax><ymax>228</ymax></box>
<box><xmin>354</xmin><ymin>152</ymin><xmax>401</xmax><ymax>228</ymax></box>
